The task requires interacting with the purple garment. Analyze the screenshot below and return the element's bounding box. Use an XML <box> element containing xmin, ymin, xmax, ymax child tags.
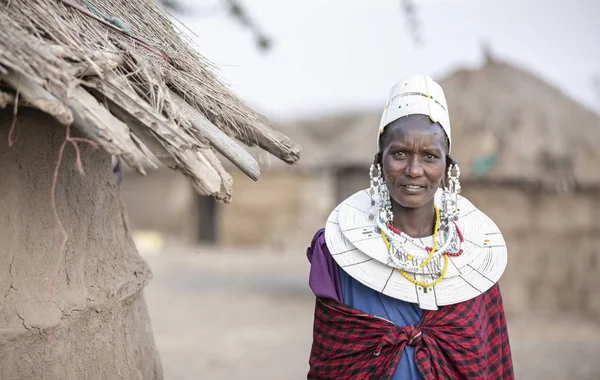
<box><xmin>306</xmin><ymin>228</ymin><xmax>423</xmax><ymax>379</ymax></box>
<box><xmin>306</xmin><ymin>228</ymin><xmax>343</xmax><ymax>303</ymax></box>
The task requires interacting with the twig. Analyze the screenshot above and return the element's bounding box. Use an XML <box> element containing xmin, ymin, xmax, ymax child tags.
<box><xmin>57</xmin><ymin>0</ymin><xmax>173</xmax><ymax>64</ymax></box>
<box><xmin>46</xmin><ymin>124</ymin><xmax>98</xmax><ymax>355</ymax></box>
<box><xmin>8</xmin><ymin>91</ymin><xmax>19</xmax><ymax>147</ymax></box>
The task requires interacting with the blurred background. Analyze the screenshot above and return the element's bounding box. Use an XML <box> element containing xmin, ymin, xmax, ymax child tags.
<box><xmin>121</xmin><ymin>1</ymin><xmax>600</xmax><ymax>379</ymax></box>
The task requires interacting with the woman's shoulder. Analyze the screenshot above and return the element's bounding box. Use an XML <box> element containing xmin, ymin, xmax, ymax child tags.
<box><xmin>306</xmin><ymin>228</ymin><xmax>327</xmax><ymax>263</ymax></box>
<box><xmin>310</xmin><ymin>227</ymin><xmax>326</xmax><ymax>245</ymax></box>
<box><xmin>306</xmin><ymin>228</ymin><xmax>344</xmax><ymax>302</ymax></box>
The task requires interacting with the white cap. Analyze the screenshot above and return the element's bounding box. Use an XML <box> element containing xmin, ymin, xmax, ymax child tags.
<box><xmin>378</xmin><ymin>74</ymin><xmax>451</xmax><ymax>152</ymax></box>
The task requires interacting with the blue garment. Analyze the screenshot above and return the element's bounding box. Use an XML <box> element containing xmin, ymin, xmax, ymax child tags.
<box><xmin>339</xmin><ymin>268</ymin><xmax>424</xmax><ymax>380</ymax></box>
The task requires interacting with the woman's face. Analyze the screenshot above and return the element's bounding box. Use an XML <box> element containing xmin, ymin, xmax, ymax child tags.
<box><xmin>379</xmin><ymin>117</ymin><xmax>448</xmax><ymax>210</ymax></box>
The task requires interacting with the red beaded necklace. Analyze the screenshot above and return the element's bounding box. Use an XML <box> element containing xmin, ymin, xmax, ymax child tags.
<box><xmin>386</xmin><ymin>221</ymin><xmax>464</xmax><ymax>257</ymax></box>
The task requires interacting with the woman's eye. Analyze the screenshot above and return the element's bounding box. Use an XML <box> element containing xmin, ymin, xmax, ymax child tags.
<box><xmin>394</xmin><ymin>151</ymin><xmax>408</xmax><ymax>158</ymax></box>
<box><xmin>425</xmin><ymin>153</ymin><xmax>437</xmax><ymax>160</ymax></box>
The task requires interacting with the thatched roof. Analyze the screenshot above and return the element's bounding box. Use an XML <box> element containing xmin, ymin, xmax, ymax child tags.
<box><xmin>0</xmin><ymin>0</ymin><xmax>300</xmax><ymax>202</ymax></box>
<box><xmin>267</xmin><ymin>59</ymin><xmax>600</xmax><ymax>191</ymax></box>
<box><xmin>442</xmin><ymin>57</ymin><xmax>600</xmax><ymax>191</ymax></box>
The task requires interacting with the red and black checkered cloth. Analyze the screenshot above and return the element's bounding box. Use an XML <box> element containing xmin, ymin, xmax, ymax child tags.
<box><xmin>308</xmin><ymin>284</ymin><xmax>513</xmax><ymax>379</ymax></box>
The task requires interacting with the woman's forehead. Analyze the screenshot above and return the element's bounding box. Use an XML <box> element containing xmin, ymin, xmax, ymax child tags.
<box><xmin>384</xmin><ymin>117</ymin><xmax>447</xmax><ymax>147</ymax></box>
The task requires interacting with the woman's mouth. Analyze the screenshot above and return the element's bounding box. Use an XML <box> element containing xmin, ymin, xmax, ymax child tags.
<box><xmin>400</xmin><ymin>184</ymin><xmax>426</xmax><ymax>194</ymax></box>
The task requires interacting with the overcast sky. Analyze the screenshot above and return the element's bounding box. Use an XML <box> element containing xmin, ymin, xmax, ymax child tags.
<box><xmin>177</xmin><ymin>0</ymin><xmax>600</xmax><ymax>122</ymax></box>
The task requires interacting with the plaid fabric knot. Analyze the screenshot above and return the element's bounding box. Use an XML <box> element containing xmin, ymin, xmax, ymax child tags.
<box><xmin>373</xmin><ymin>324</ymin><xmax>422</xmax><ymax>356</ymax></box>
<box><xmin>309</xmin><ymin>284</ymin><xmax>514</xmax><ymax>379</ymax></box>
<box><xmin>407</xmin><ymin>326</ymin><xmax>423</xmax><ymax>346</ymax></box>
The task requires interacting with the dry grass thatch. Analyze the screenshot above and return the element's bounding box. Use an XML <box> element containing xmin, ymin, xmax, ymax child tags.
<box><xmin>266</xmin><ymin>58</ymin><xmax>600</xmax><ymax>192</ymax></box>
<box><xmin>0</xmin><ymin>0</ymin><xmax>301</xmax><ymax>202</ymax></box>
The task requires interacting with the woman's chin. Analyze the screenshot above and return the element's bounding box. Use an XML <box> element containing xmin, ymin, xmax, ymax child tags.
<box><xmin>392</xmin><ymin>192</ymin><xmax>434</xmax><ymax>209</ymax></box>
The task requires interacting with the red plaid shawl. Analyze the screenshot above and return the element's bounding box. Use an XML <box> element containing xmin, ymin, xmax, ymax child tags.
<box><xmin>308</xmin><ymin>284</ymin><xmax>513</xmax><ymax>380</ymax></box>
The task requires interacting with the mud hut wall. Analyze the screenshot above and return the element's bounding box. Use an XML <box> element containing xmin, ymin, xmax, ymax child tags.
<box><xmin>0</xmin><ymin>109</ymin><xmax>161</xmax><ymax>380</ymax></box>
<box><xmin>121</xmin><ymin>169</ymin><xmax>200</xmax><ymax>243</ymax></box>
<box><xmin>334</xmin><ymin>167</ymin><xmax>370</xmax><ymax>205</ymax></box>
<box><xmin>462</xmin><ymin>186</ymin><xmax>600</xmax><ymax>320</ymax></box>
<box><xmin>218</xmin><ymin>171</ymin><xmax>335</xmax><ymax>249</ymax></box>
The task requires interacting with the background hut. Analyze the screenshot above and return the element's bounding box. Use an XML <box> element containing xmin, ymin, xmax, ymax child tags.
<box><xmin>132</xmin><ymin>57</ymin><xmax>600</xmax><ymax>321</ymax></box>
<box><xmin>0</xmin><ymin>1</ymin><xmax>299</xmax><ymax>379</ymax></box>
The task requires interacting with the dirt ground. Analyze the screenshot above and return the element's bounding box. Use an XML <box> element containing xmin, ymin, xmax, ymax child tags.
<box><xmin>140</xmin><ymin>239</ymin><xmax>600</xmax><ymax>380</ymax></box>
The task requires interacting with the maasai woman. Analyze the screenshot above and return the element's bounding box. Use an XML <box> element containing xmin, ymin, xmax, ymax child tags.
<box><xmin>307</xmin><ymin>74</ymin><xmax>513</xmax><ymax>379</ymax></box>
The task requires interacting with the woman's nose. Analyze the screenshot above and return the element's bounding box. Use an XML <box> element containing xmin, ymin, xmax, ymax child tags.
<box><xmin>405</xmin><ymin>157</ymin><xmax>424</xmax><ymax>177</ymax></box>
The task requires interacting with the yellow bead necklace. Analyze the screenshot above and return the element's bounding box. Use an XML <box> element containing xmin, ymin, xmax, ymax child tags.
<box><xmin>380</xmin><ymin>206</ymin><xmax>449</xmax><ymax>288</ymax></box>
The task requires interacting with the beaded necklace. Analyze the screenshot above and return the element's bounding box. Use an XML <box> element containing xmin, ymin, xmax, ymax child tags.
<box><xmin>378</xmin><ymin>206</ymin><xmax>465</xmax><ymax>288</ymax></box>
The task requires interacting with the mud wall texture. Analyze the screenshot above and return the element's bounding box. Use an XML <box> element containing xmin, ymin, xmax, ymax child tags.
<box><xmin>462</xmin><ymin>185</ymin><xmax>600</xmax><ymax>320</ymax></box>
<box><xmin>0</xmin><ymin>109</ymin><xmax>162</xmax><ymax>380</ymax></box>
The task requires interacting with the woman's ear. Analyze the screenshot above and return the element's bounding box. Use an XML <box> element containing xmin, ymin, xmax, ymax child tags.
<box><xmin>374</xmin><ymin>152</ymin><xmax>385</xmax><ymax>180</ymax></box>
<box><xmin>374</xmin><ymin>152</ymin><xmax>381</xmax><ymax>165</ymax></box>
<box><xmin>443</xmin><ymin>154</ymin><xmax>456</xmax><ymax>188</ymax></box>
<box><xmin>446</xmin><ymin>155</ymin><xmax>457</xmax><ymax>169</ymax></box>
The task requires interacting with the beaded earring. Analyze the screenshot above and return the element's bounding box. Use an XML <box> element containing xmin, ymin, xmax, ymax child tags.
<box><xmin>441</xmin><ymin>162</ymin><xmax>461</xmax><ymax>224</ymax></box>
<box><xmin>368</xmin><ymin>163</ymin><xmax>392</xmax><ymax>224</ymax></box>
<box><xmin>368</xmin><ymin>163</ymin><xmax>381</xmax><ymax>221</ymax></box>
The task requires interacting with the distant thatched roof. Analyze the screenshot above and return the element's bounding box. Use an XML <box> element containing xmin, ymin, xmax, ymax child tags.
<box><xmin>266</xmin><ymin>111</ymin><xmax>380</xmax><ymax>171</ymax></box>
<box><xmin>441</xmin><ymin>57</ymin><xmax>600</xmax><ymax>191</ymax></box>
<box><xmin>0</xmin><ymin>0</ymin><xmax>300</xmax><ymax>202</ymax></box>
<box><xmin>268</xmin><ymin>59</ymin><xmax>600</xmax><ymax>191</ymax></box>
